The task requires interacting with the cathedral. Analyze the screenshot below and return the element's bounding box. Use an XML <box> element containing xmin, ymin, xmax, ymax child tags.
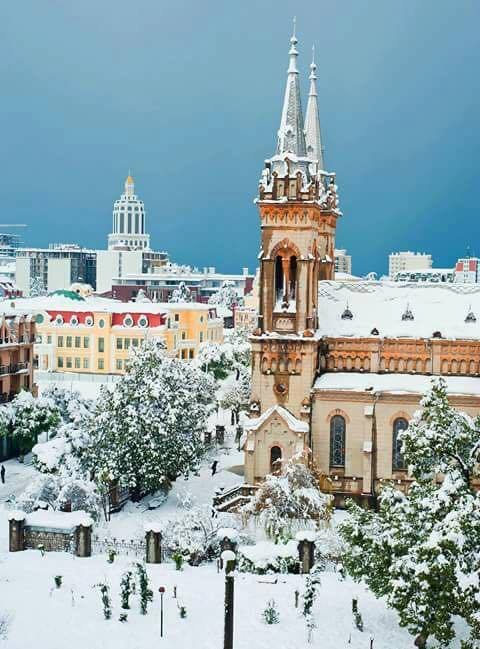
<box><xmin>244</xmin><ymin>28</ymin><xmax>480</xmax><ymax>505</ymax></box>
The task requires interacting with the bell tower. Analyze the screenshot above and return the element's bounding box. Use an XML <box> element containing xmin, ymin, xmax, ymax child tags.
<box><xmin>256</xmin><ymin>33</ymin><xmax>339</xmax><ymax>338</ymax></box>
<box><xmin>245</xmin><ymin>27</ymin><xmax>342</xmax><ymax>484</ymax></box>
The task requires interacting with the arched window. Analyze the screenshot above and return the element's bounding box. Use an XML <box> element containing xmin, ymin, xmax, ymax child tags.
<box><xmin>330</xmin><ymin>416</ymin><xmax>346</xmax><ymax>468</ymax></box>
<box><xmin>392</xmin><ymin>418</ymin><xmax>408</xmax><ymax>470</ymax></box>
<box><xmin>270</xmin><ymin>446</ymin><xmax>282</xmax><ymax>474</ymax></box>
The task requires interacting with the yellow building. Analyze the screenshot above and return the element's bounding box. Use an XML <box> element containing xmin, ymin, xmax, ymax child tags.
<box><xmin>4</xmin><ymin>292</ymin><xmax>223</xmax><ymax>375</ymax></box>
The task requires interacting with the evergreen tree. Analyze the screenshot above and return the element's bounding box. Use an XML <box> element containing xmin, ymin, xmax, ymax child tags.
<box><xmin>208</xmin><ymin>281</ymin><xmax>240</xmax><ymax>309</ymax></box>
<box><xmin>168</xmin><ymin>282</ymin><xmax>192</xmax><ymax>303</ymax></box>
<box><xmin>340</xmin><ymin>379</ymin><xmax>480</xmax><ymax>648</ymax></box>
<box><xmin>83</xmin><ymin>340</ymin><xmax>216</xmax><ymax>498</ymax></box>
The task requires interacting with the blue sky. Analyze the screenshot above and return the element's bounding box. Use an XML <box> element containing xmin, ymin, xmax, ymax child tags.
<box><xmin>2</xmin><ymin>1</ymin><xmax>479</xmax><ymax>275</ymax></box>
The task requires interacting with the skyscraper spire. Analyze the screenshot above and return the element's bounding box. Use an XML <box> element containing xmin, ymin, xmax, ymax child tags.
<box><xmin>276</xmin><ymin>19</ymin><xmax>307</xmax><ymax>157</ymax></box>
<box><xmin>304</xmin><ymin>45</ymin><xmax>325</xmax><ymax>169</ymax></box>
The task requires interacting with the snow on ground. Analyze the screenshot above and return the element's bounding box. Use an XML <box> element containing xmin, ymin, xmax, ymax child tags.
<box><xmin>0</xmin><ymin>522</ymin><xmax>416</xmax><ymax>649</ymax></box>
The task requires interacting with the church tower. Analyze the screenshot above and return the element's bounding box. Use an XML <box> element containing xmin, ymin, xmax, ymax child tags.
<box><xmin>245</xmin><ymin>26</ymin><xmax>341</xmax><ymax>484</ymax></box>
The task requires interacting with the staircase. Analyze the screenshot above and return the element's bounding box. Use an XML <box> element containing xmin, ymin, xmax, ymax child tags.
<box><xmin>213</xmin><ymin>484</ymin><xmax>259</xmax><ymax>513</ymax></box>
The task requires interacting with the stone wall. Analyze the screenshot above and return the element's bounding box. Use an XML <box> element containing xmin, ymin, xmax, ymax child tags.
<box><xmin>24</xmin><ymin>527</ymin><xmax>73</xmax><ymax>552</ymax></box>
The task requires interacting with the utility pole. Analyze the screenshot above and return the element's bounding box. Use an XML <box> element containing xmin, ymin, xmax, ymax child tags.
<box><xmin>222</xmin><ymin>550</ymin><xmax>236</xmax><ymax>649</ymax></box>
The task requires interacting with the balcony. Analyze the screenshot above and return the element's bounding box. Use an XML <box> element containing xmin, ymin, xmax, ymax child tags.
<box><xmin>0</xmin><ymin>362</ymin><xmax>29</xmax><ymax>376</ymax></box>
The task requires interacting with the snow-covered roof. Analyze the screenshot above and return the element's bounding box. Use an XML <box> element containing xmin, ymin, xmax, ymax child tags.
<box><xmin>244</xmin><ymin>404</ymin><xmax>309</xmax><ymax>433</ymax></box>
<box><xmin>0</xmin><ymin>295</ymin><xmax>214</xmax><ymax>315</ymax></box>
<box><xmin>317</xmin><ymin>280</ymin><xmax>480</xmax><ymax>340</ymax></box>
<box><xmin>314</xmin><ymin>372</ymin><xmax>480</xmax><ymax>397</ymax></box>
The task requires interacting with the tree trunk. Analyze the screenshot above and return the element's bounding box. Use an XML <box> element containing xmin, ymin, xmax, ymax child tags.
<box><xmin>414</xmin><ymin>632</ymin><xmax>427</xmax><ymax>648</ymax></box>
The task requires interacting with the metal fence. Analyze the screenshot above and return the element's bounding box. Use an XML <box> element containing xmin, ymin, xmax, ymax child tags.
<box><xmin>92</xmin><ymin>535</ymin><xmax>146</xmax><ymax>559</ymax></box>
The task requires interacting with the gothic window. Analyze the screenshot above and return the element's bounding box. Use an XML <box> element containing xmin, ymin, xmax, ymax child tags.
<box><xmin>270</xmin><ymin>446</ymin><xmax>282</xmax><ymax>474</ymax></box>
<box><xmin>330</xmin><ymin>415</ymin><xmax>345</xmax><ymax>467</ymax></box>
<box><xmin>275</xmin><ymin>256</ymin><xmax>283</xmax><ymax>303</ymax></box>
<box><xmin>392</xmin><ymin>417</ymin><xmax>408</xmax><ymax>470</ymax></box>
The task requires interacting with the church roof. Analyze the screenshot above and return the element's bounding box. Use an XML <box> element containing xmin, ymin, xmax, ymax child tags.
<box><xmin>244</xmin><ymin>404</ymin><xmax>309</xmax><ymax>433</ymax></box>
<box><xmin>317</xmin><ymin>280</ymin><xmax>480</xmax><ymax>340</ymax></box>
<box><xmin>314</xmin><ymin>372</ymin><xmax>480</xmax><ymax>397</ymax></box>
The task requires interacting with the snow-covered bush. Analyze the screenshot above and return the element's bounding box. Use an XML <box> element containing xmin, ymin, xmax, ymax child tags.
<box><xmin>168</xmin><ymin>281</ymin><xmax>192</xmax><ymax>303</ymax></box>
<box><xmin>162</xmin><ymin>505</ymin><xmax>248</xmax><ymax>566</ymax></box>
<box><xmin>243</xmin><ymin>460</ymin><xmax>333</xmax><ymax>541</ymax></box>
<box><xmin>40</xmin><ymin>385</ymin><xmax>92</xmax><ymax>426</ymax></box>
<box><xmin>340</xmin><ymin>379</ymin><xmax>480</xmax><ymax>649</ymax></box>
<box><xmin>237</xmin><ymin>540</ymin><xmax>299</xmax><ymax>574</ymax></box>
<box><xmin>83</xmin><ymin>340</ymin><xmax>216</xmax><ymax>499</ymax></box>
<box><xmin>0</xmin><ymin>612</ymin><xmax>12</xmax><ymax>641</ymax></box>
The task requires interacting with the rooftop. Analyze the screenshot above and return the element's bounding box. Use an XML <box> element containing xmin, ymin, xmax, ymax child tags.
<box><xmin>314</xmin><ymin>372</ymin><xmax>480</xmax><ymax>397</ymax></box>
<box><xmin>317</xmin><ymin>280</ymin><xmax>480</xmax><ymax>340</ymax></box>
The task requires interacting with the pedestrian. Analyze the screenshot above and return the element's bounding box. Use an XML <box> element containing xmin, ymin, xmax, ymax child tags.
<box><xmin>211</xmin><ymin>460</ymin><xmax>218</xmax><ymax>476</ymax></box>
<box><xmin>0</xmin><ymin>464</ymin><xmax>5</xmax><ymax>484</ymax></box>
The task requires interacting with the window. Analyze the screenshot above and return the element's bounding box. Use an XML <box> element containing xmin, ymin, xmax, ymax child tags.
<box><xmin>393</xmin><ymin>418</ymin><xmax>408</xmax><ymax>470</ymax></box>
<box><xmin>47</xmin><ymin>335</ymin><xmax>52</xmax><ymax>344</ymax></box>
<box><xmin>36</xmin><ymin>335</ymin><xmax>43</xmax><ymax>344</ymax></box>
<box><xmin>74</xmin><ymin>357</ymin><xmax>81</xmax><ymax>369</ymax></box>
<box><xmin>57</xmin><ymin>357</ymin><xmax>64</xmax><ymax>368</ymax></box>
<box><xmin>181</xmin><ymin>331</ymin><xmax>186</xmax><ymax>340</ymax></box>
<box><xmin>83</xmin><ymin>358</ymin><xmax>89</xmax><ymax>369</ymax></box>
<box><xmin>174</xmin><ymin>313</ymin><xmax>180</xmax><ymax>322</ymax></box>
<box><xmin>270</xmin><ymin>446</ymin><xmax>282</xmax><ymax>474</ymax></box>
<box><xmin>98</xmin><ymin>358</ymin><xmax>104</xmax><ymax>370</ymax></box>
<box><xmin>116</xmin><ymin>338</ymin><xmax>123</xmax><ymax>350</ymax></box>
<box><xmin>75</xmin><ymin>336</ymin><xmax>81</xmax><ymax>348</ymax></box>
<box><xmin>66</xmin><ymin>336</ymin><xmax>72</xmax><ymax>348</ymax></box>
<box><xmin>98</xmin><ymin>319</ymin><xmax>105</xmax><ymax>329</ymax></box>
<box><xmin>330</xmin><ymin>415</ymin><xmax>346</xmax><ymax>467</ymax></box>
<box><xmin>124</xmin><ymin>338</ymin><xmax>130</xmax><ymax>349</ymax></box>
<box><xmin>189</xmin><ymin>349</ymin><xmax>194</xmax><ymax>359</ymax></box>
<box><xmin>116</xmin><ymin>359</ymin><xmax>123</xmax><ymax>370</ymax></box>
<box><xmin>98</xmin><ymin>337</ymin><xmax>104</xmax><ymax>353</ymax></box>
<box><xmin>132</xmin><ymin>338</ymin><xmax>139</xmax><ymax>348</ymax></box>
<box><xmin>58</xmin><ymin>336</ymin><xmax>64</xmax><ymax>348</ymax></box>
<box><xmin>83</xmin><ymin>336</ymin><xmax>89</xmax><ymax>348</ymax></box>
<box><xmin>66</xmin><ymin>357</ymin><xmax>72</xmax><ymax>368</ymax></box>
<box><xmin>181</xmin><ymin>349</ymin><xmax>187</xmax><ymax>359</ymax></box>
<box><xmin>199</xmin><ymin>332</ymin><xmax>203</xmax><ymax>343</ymax></box>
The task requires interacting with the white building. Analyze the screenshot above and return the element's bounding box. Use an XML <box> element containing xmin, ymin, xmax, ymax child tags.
<box><xmin>334</xmin><ymin>249</ymin><xmax>352</xmax><ymax>274</ymax></box>
<box><xmin>388</xmin><ymin>251</ymin><xmax>432</xmax><ymax>279</ymax></box>
<box><xmin>108</xmin><ymin>175</ymin><xmax>150</xmax><ymax>251</ymax></box>
<box><xmin>393</xmin><ymin>268</ymin><xmax>454</xmax><ymax>283</ymax></box>
<box><xmin>455</xmin><ymin>257</ymin><xmax>480</xmax><ymax>283</ymax></box>
<box><xmin>16</xmin><ymin>244</ymin><xmax>97</xmax><ymax>296</ymax></box>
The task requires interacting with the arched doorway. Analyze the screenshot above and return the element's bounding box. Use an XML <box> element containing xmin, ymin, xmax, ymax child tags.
<box><xmin>270</xmin><ymin>445</ymin><xmax>282</xmax><ymax>474</ymax></box>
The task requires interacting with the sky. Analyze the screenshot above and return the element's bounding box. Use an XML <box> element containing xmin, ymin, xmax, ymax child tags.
<box><xmin>1</xmin><ymin>1</ymin><xmax>479</xmax><ymax>276</ymax></box>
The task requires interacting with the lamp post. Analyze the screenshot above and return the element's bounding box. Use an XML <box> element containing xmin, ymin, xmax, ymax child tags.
<box><xmin>159</xmin><ymin>586</ymin><xmax>166</xmax><ymax>638</ymax></box>
<box><xmin>221</xmin><ymin>550</ymin><xmax>236</xmax><ymax>649</ymax></box>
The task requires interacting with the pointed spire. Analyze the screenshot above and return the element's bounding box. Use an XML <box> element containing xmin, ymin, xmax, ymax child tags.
<box><xmin>305</xmin><ymin>45</ymin><xmax>325</xmax><ymax>169</ymax></box>
<box><xmin>276</xmin><ymin>19</ymin><xmax>307</xmax><ymax>157</ymax></box>
<box><xmin>124</xmin><ymin>173</ymin><xmax>134</xmax><ymax>196</ymax></box>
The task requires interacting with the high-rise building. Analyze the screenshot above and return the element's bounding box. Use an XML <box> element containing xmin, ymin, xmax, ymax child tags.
<box><xmin>108</xmin><ymin>175</ymin><xmax>150</xmax><ymax>251</ymax></box>
<box><xmin>334</xmin><ymin>249</ymin><xmax>352</xmax><ymax>275</ymax></box>
<box><xmin>388</xmin><ymin>251</ymin><xmax>432</xmax><ymax>279</ymax></box>
<box><xmin>455</xmin><ymin>256</ymin><xmax>480</xmax><ymax>283</ymax></box>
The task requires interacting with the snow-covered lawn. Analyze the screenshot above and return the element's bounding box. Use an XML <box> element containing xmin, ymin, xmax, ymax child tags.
<box><xmin>0</xmin><ymin>540</ymin><xmax>416</xmax><ymax>649</ymax></box>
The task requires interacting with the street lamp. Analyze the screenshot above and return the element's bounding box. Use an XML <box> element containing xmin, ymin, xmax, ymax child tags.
<box><xmin>221</xmin><ymin>550</ymin><xmax>236</xmax><ymax>649</ymax></box>
<box><xmin>159</xmin><ymin>586</ymin><xmax>166</xmax><ymax>638</ymax></box>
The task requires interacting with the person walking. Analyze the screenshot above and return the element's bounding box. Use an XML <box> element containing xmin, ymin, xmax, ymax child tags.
<box><xmin>211</xmin><ymin>460</ymin><xmax>218</xmax><ymax>476</ymax></box>
<box><xmin>0</xmin><ymin>464</ymin><xmax>5</xmax><ymax>484</ymax></box>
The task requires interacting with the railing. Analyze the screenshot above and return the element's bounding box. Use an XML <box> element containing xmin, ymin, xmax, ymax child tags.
<box><xmin>213</xmin><ymin>484</ymin><xmax>259</xmax><ymax>512</ymax></box>
<box><xmin>92</xmin><ymin>535</ymin><xmax>146</xmax><ymax>559</ymax></box>
<box><xmin>0</xmin><ymin>362</ymin><xmax>29</xmax><ymax>376</ymax></box>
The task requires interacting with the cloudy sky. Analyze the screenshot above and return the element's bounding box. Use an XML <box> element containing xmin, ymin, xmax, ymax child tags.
<box><xmin>2</xmin><ymin>0</ymin><xmax>479</xmax><ymax>275</ymax></box>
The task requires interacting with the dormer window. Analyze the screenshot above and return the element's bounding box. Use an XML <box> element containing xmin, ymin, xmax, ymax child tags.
<box><xmin>401</xmin><ymin>304</ymin><xmax>414</xmax><ymax>321</ymax></box>
<box><xmin>341</xmin><ymin>303</ymin><xmax>353</xmax><ymax>320</ymax></box>
<box><xmin>465</xmin><ymin>306</ymin><xmax>477</xmax><ymax>323</ymax></box>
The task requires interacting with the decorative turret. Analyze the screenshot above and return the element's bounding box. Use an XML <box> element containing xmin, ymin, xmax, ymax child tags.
<box><xmin>304</xmin><ymin>46</ymin><xmax>325</xmax><ymax>170</ymax></box>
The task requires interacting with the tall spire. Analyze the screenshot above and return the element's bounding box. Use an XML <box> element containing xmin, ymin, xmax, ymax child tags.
<box><xmin>276</xmin><ymin>19</ymin><xmax>307</xmax><ymax>157</ymax></box>
<box><xmin>124</xmin><ymin>173</ymin><xmax>134</xmax><ymax>196</ymax></box>
<box><xmin>304</xmin><ymin>45</ymin><xmax>325</xmax><ymax>169</ymax></box>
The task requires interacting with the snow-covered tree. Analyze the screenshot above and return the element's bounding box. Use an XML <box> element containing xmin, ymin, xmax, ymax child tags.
<box><xmin>219</xmin><ymin>367</ymin><xmax>251</xmax><ymax>424</ymax></box>
<box><xmin>196</xmin><ymin>328</ymin><xmax>251</xmax><ymax>380</ymax></box>
<box><xmin>169</xmin><ymin>281</ymin><xmax>192</xmax><ymax>303</ymax></box>
<box><xmin>29</xmin><ymin>276</ymin><xmax>47</xmax><ymax>297</ymax></box>
<box><xmin>82</xmin><ymin>340</ymin><xmax>216</xmax><ymax>499</ymax></box>
<box><xmin>0</xmin><ymin>391</ymin><xmax>60</xmax><ymax>456</ymax></box>
<box><xmin>340</xmin><ymin>379</ymin><xmax>480</xmax><ymax>649</ymax></box>
<box><xmin>40</xmin><ymin>385</ymin><xmax>91</xmax><ymax>426</ymax></box>
<box><xmin>243</xmin><ymin>459</ymin><xmax>333</xmax><ymax>541</ymax></box>
<box><xmin>208</xmin><ymin>281</ymin><xmax>240</xmax><ymax>309</ymax></box>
